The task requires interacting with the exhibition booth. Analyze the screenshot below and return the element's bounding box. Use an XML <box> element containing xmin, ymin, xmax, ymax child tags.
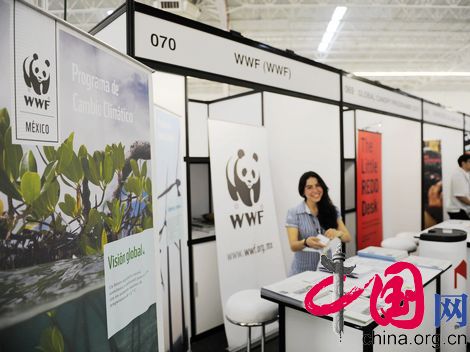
<box><xmin>0</xmin><ymin>0</ymin><xmax>469</xmax><ymax>351</ymax></box>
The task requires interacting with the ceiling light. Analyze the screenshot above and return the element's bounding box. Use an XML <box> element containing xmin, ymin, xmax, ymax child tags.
<box><xmin>354</xmin><ymin>72</ymin><xmax>470</xmax><ymax>77</ymax></box>
<box><xmin>106</xmin><ymin>9</ymin><xmax>114</xmax><ymax>15</ymax></box>
<box><xmin>317</xmin><ymin>6</ymin><xmax>347</xmax><ymax>53</ymax></box>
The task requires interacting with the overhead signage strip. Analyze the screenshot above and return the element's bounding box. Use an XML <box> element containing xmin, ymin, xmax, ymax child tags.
<box><xmin>342</xmin><ymin>76</ymin><xmax>421</xmax><ymax>120</ymax></box>
<box><xmin>134</xmin><ymin>11</ymin><xmax>340</xmax><ymax>101</ymax></box>
<box><xmin>423</xmin><ymin>102</ymin><xmax>463</xmax><ymax>129</ymax></box>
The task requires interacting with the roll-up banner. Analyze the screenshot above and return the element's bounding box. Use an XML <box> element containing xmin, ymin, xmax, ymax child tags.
<box><xmin>356</xmin><ymin>130</ymin><xmax>382</xmax><ymax>250</ymax></box>
<box><xmin>154</xmin><ymin>106</ymin><xmax>186</xmax><ymax>351</ymax></box>
<box><xmin>208</xmin><ymin>120</ymin><xmax>286</xmax><ymax>350</ymax></box>
<box><xmin>423</xmin><ymin>140</ymin><xmax>443</xmax><ymax>228</ymax></box>
<box><xmin>0</xmin><ymin>1</ymin><xmax>160</xmax><ymax>350</ymax></box>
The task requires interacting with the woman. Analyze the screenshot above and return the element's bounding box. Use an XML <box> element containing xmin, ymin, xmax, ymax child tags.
<box><xmin>286</xmin><ymin>171</ymin><xmax>351</xmax><ymax>276</ymax></box>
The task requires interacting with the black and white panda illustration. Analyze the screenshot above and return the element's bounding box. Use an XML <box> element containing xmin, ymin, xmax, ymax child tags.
<box><xmin>23</xmin><ymin>53</ymin><xmax>51</xmax><ymax>95</ymax></box>
<box><xmin>226</xmin><ymin>149</ymin><xmax>261</xmax><ymax>207</ymax></box>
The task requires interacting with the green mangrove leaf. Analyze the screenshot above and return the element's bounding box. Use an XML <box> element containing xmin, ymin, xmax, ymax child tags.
<box><xmin>19</xmin><ymin>150</ymin><xmax>38</xmax><ymax>177</ymax></box>
<box><xmin>103</xmin><ymin>153</ymin><xmax>114</xmax><ymax>185</ymax></box>
<box><xmin>78</xmin><ymin>145</ymin><xmax>88</xmax><ymax>159</ymax></box>
<box><xmin>43</xmin><ymin>146</ymin><xmax>57</xmax><ymax>162</ymax></box>
<box><xmin>21</xmin><ymin>171</ymin><xmax>41</xmax><ymax>205</ymax></box>
<box><xmin>143</xmin><ymin>216</ymin><xmax>153</xmax><ymax>230</ymax></box>
<box><xmin>4</xmin><ymin>126</ymin><xmax>23</xmax><ymax>181</ymax></box>
<box><xmin>112</xmin><ymin>143</ymin><xmax>125</xmax><ymax>171</ymax></box>
<box><xmin>101</xmin><ymin>228</ymin><xmax>108</xmax><ymax>252</ymax></box>
<box><xmin>41</xmin><ymin>162</ymin><xmax>57</xmax><ymax>190</ymax></box>
<box><xmin>106</xmin><ymin>199</ymin><xmax>125</xmax><ymax>234</ymax></box>
<box><xmin>56</xmin><ymin>140</ymin><xmax>73</xmax><ymax>174</ymax></box>
<box><xmin>124</xmin><ymin>176</ymin><xmax>142</xmax><ymax>196</ymax></box>
<box><xmin>141</xmin><ymin>161</ymin><xmax>148</xmax><ymax>177</ymax></box>
<box><xmin>44</xmin><ymin>180</ymin><xmax>60</xmax><ymax>212</ymax></box>
<box><xmin>88</xmin><ymin>208</ymin><xmax>101</xmax><ymax>227</ymax></box>
<box><xmin>144</xmin><ymin>178</ymin><xmax>152</xmax><ymax>195</ymax></box>
<box><xmin>59</xmin><ymin>194</ymin><xmax>75</xmax><ymax>217</ymax></box>
<box><xmin>88</xmin><ymin>157</ymin><xmax>100</xmax><ymax>186</ymax></box>
<box><xmin>62</xmin><ymin>153</ymin><xmax>83</xmax><ymax>184</ymax></box>
<box><xmin>93</xmin><ymin>151</ymin><xmax>104</xmax><ymax>165</ymax></box>
<box><xmin>32</xmin><ymin>179</ymin><xmax>59</xmax><ymax>219</ymax></box>
<box><xmin>85</xmin><ymin>156</ymin><xmax>100</xmax><ymax>186</ymax></box>
<box><xmin>0</xmin><ymin>167</ymin><xmax>21</xmax><ymax>200</ymax></box>
<box><xmin>130</xmin><ymin>159</ymin><xmax>140</xmax><ymax>177</ymax></box>
<box><xmin>38</xmin><ymin>326</ymin><xmax>64</xmax><ymax>352</ymax></box>
<box><xmin>83</xmin><ymin>208</ymin><xmax>102</xmax><ymax>235</ymax></box>
<box><xmin>0</xmin><ymin>108</ymin><xmax>10</xmax><ymax>139</ymax></box>
<box><xmin>52</xmin><ymin>213</ymin><xmax>66</xmax><ymax>233</ymax></box>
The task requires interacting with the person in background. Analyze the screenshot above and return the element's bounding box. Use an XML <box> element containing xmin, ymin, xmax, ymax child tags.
<box><xmin>447</xmin><ymin>154</ymin><xmax>470</xmax><ymax>220</ymax></box>
<box><xmin>285</xmin><ymin>171</ymin><xmax>351</xmax><ymax>276</ymax></box>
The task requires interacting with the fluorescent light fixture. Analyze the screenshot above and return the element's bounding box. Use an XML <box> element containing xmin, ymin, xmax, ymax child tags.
<box><xmin>354</xmin><ymin>72</ymin><xmax>470</xmax><ymax>77</ymax></box>
<box><xmin>318</xmin><ymin>6</ymin><xmax>347</xmax><ymax>53</ymax></box>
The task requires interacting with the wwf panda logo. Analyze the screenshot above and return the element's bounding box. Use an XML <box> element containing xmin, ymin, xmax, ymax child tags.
<box><xmin>226</xmin><ymin>149</ymin><xmax>261</xmax><ymax>207</ymax></box>
<box><xmin>23</xmin><ymin>53</ymin><xmax>51</xmax><ymax>95</ymax></box>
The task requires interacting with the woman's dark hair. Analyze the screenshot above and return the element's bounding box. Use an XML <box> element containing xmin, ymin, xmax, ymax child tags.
<box><xmin>298</xmin><ymin>171</ymin><xmax>338</xmax><ymax>230</ymax></box>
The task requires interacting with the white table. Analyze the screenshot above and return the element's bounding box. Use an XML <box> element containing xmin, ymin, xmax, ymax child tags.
<box><xmin>261</xmin><ymin>255</ymin><xmax>450</xmax><ymax>352</ymax></box>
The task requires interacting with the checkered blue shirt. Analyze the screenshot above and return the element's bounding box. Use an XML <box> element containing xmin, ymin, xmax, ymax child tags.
<box><xmin>286</xmin><ymin>201</ymin><xmax>339</xmax><ymax>276</ymax></box>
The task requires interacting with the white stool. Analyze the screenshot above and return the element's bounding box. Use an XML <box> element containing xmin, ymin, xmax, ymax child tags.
<box><xmin>395</xmin><ymin>231</ymin><xmax>420</xmax><ymax>245</ymax></box>
<box><xmin>225</xmin><ymin>289</ymin><xmax>278</xmax><ymax>352</ymax></box>
<box><xmin>381</xmin><ymin>237</ymin><xmax>417</xmax><ymax>253</ymax></box>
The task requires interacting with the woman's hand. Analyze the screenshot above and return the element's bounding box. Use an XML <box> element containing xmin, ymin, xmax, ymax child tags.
<box><xmin>305</xmin><ymin>236</ymin><xmax>326</xmax><ymax>249</ymax></box>
<box><xmin>324</xmin><ymin>228</ymin><xmax>343</xmax><ymax>240</ymax></box>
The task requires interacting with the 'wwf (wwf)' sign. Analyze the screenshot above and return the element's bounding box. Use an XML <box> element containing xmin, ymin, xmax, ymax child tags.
<box><xmin>208</xmin><ymin>120</ymin><xmax>286</xmax><ymax>350</ymax></box>
<box><xmin>14</xmin><ymin>3</ymin><xmax>58</xmax><ymax>144</ymax></box>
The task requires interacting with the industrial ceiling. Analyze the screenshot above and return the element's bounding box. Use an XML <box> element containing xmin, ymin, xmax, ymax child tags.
<box><xmin>33</xmin><ymin>0</ymin><xmax>470</xmax><ymax>96</ymax></box>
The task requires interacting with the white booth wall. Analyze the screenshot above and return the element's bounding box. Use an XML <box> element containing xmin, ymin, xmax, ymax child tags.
<box><xmin>209</xmin><ymin>93</ymin><xmax>262</xmax><ymax>126</ymax></box>
<box><xmin>423</xmin><ymin>123</ymin><xmax>464</xmax><ymax>219</ymax></box>
<box><xmin>355</xmin><ymin>110</ymin><xmax>422</xmax><ymax>239</ymax></box>
<box><xmin>188</xmin><ymin>101</ymin><xmax>209</xmax><ymax>157</ymax></box>
<box><xmin>152</xmin><ymin>71</ymin><xmax>191</xmax><ymax>350</ymax></box>
<box><xmin>93</xmin><ymin>13</ymin><xmax>127</xmax><ymax>53</ymax></box>
<box><xmin>263</xmin><ymin>92</ymin><xmax>341</xmax><ymax>274</ymax></box>
<box><xmin>343</xmin><ymin>109</ymin><xmax>357</xmax><ymax>258</ymax></box>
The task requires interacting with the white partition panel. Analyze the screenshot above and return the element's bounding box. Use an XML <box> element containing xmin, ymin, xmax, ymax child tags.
<box><xmin>356</xmin><ymin>110</ymin><xmax>421</xmax><ymax>238</ymax></box>
<box><xmin>423</xmin><ymin>124</ymin><xmax>464</xmax><ymax>219</ymax></box>
<box><xmin>264</xmin><ymin>92</ymin><xmax>341</xmax><ymax>274</ymax></box>
<box><xmin>153</xmin><ymin>71</ymin><xmax>186</xmax><ymax>117</ymax></box>
<box><xmin>193</xmin><ymin>241</ymin><xmax>224</xmax><ymax>335</ymax></box>
<box><xmin>343</xmin><ymin>109</ymin><xmax>356</xmax><ymax>159</ymax></box>
<box><xmin>152</xmin><ymin>71</ymin><xmax>190</xmax><ymax>349</ymax></box>
<box><xmin>190</xmin><ymin>164</ymin><xmax>210</xmax><ymax>218</ymax></box>
<box><xmin>209</xmin><ymin>92</ymin><xmax>262</xmax><ymax>126</ymax></box>
<box><xmin>93</xmin><ymin>14</ymin><xmax>127</xmax><ymax>53</ymax></box>
<box><xmin>188</xmin><ymin>101</ymin><xmax>209</xmax><ymax>157</ymax></box>
<box><xmin>345</xmin><ymin>212</ymin><xmax>357</xmax><ymax>258</ymax></box>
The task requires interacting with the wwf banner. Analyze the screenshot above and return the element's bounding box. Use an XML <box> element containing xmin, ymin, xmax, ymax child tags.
<box><xmin>1</xmin><ymin>1</ymin><xmax>161</xmax><ymax>351</ymax></box>
<box><xmin>208</xmin><ymin>120</ymin><xmax>286</xmax><ymax>350</ymax></box>
<box><xmin>14</xmin><ymin>2</ymin><xmax>58</xmax><ymax>144</ymax></box>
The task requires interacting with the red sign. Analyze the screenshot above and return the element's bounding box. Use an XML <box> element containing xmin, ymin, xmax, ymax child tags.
<box><xmin>454</xmin><ymin>260</ymin><xmax>467</xmax><ymax>289</ymax></box>
<box><xmin>356</xmin><ymin>131</ymin><xmax>382</xmax><ymax>250</ymax></box>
